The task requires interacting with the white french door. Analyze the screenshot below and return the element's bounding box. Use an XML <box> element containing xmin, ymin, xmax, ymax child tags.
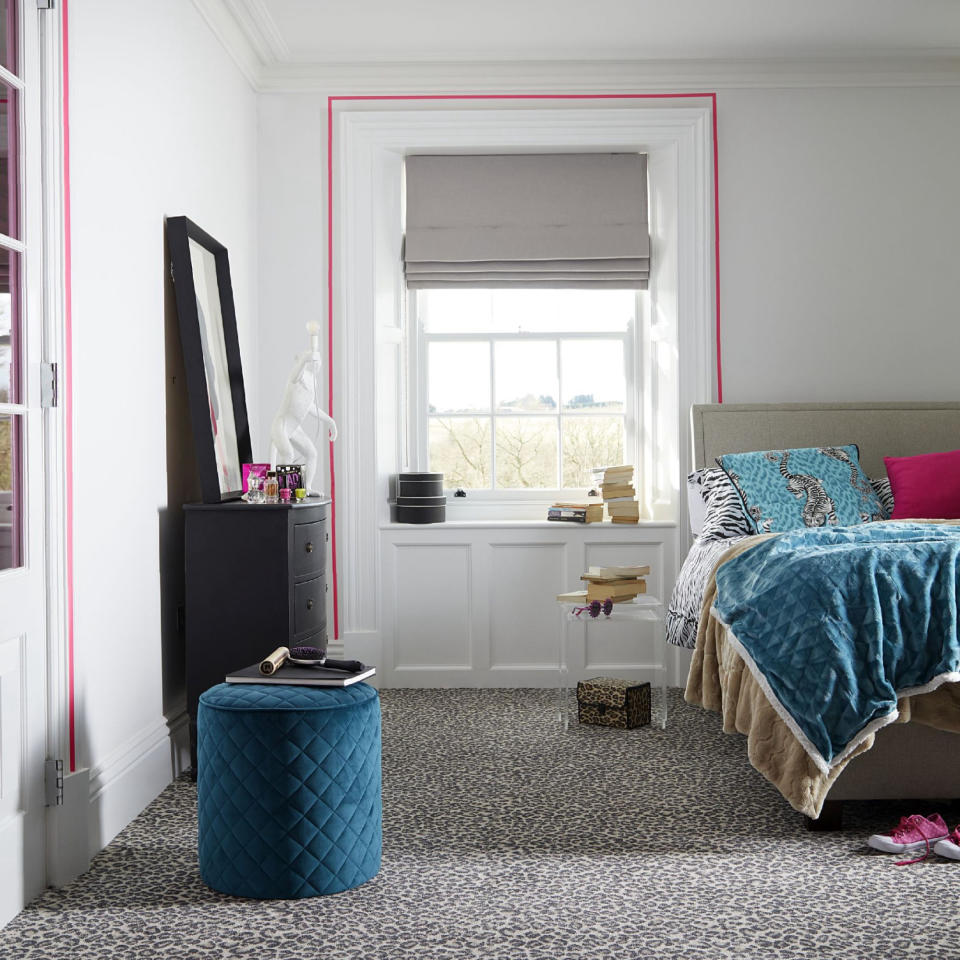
<box><xmin>0</xmin><ymin>0</ymin><xmax>50</xmax><ymax>926</ymax></box>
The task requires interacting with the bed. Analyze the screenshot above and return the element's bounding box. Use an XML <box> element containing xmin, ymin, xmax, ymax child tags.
<box><xmin>675</xmin><ymin>401</ymin><xmax>960</xmax><ymax>827</ymax></box>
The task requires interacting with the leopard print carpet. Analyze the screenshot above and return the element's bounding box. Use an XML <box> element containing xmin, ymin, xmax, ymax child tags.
<box><xmin>2</xmin><ymin>689</ymin><xmax>958</xmax><ymax>960</ymax></box>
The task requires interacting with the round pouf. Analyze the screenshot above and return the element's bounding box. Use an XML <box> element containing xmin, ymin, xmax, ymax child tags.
<box><xmin>197</xmin><ymin>682</ymin><xmax>382</xmax><ymax>899</ymax></box>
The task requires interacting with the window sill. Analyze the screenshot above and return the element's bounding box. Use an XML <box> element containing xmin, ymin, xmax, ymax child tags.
<box><xmin>380</xmin><ymin>519</ymin><xmax>678</xmax><ymax>531</ymax></box>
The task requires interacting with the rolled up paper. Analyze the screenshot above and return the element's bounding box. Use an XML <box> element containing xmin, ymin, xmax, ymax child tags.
<box><xmin>259</xmin><ymin>646</ymin><xmax>290</xmax><ymax>676</ymax></box>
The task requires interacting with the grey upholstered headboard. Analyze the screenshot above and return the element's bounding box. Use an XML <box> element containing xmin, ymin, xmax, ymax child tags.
<box><xmin>691</xmin><ymin>402</ymin><xmax>960</xmax><ymax>478</ymax></box>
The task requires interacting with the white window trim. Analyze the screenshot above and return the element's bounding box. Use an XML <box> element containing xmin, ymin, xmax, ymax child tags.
<box><xmin>408</xmin><ymin>294</ymin><xmax>637</xmax><ymax>505</ymax></box>
<box><xmin>333</xmin><ymin>105</ymin><xmax>715</xmax><ymax>638</ymax></box>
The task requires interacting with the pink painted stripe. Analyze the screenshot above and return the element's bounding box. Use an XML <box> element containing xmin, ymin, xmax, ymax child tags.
<box><xmin>325</xmin><ymin>92</ymin><xmax>724</xmax><ymax>639</ymax></box>
<box><xmin>61</xmin><ymin>0</ymin><xmax>75</xmax><ymax>773</ymax></box>
<box><xmin>326</xmin><ymin>98</ymin><xmax>339</xmax><ymax>641</ymax></box>
<box><xmin>710</xmin><ymin>93</ymin><xmax>722</xmax><ymax>403</ymax></box>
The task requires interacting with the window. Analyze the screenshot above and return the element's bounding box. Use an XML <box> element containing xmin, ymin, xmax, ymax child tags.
<box><xmin>410</xmin><ymin>287</ymin><xmax>640</xmax><ymax>494</ymax></box>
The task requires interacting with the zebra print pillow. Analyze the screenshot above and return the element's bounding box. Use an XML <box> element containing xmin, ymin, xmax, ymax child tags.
<box><xmin>870</xmin><ymin>476</ymin><xmax>894</xmax><ymax>517</ymax></box>
<box><xmin>689</xmin><ymin>467</ymin><xmax>753</xmax><ymax>540</ymax></box>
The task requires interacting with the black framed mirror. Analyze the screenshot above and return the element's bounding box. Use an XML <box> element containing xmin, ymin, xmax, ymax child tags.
<box><xmin>166</xmin><ymin>216</ymin><xmax>252</xmax><ymax>503</ymax></box>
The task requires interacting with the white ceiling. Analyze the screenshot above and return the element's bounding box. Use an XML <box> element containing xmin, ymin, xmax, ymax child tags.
<box><xmin>228</xmin><ymin>0</ymin><xmax>960</xmax><ymax>65</ymax></box>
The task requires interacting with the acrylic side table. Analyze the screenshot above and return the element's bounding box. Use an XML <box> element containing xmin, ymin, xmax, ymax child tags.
<box><xmin>557</xmin><ymin>595</ymin><xmax>668</xmax><ymax>731</ymax></box>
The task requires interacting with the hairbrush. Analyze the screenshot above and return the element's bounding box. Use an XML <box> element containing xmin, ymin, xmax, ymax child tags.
<box><xmin>288</xmin><ymin>646</ymin><xmax>365</xmax><ymax>673</ymax></box>
<box><xmin>288</xmin><ymin>645</ymin><xmax>327</xmax><ymax>665</ymax></box>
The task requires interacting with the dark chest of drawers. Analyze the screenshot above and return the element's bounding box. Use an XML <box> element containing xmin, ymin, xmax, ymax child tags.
<box><xmin>184</xmin><ymin>499</ymin><xmax>329</xmax><ymax>770</ymax></box>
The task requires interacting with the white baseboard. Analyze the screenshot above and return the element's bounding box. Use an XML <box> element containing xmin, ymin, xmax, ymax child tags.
<box><xmin>86</xmin><ymin>709</ymin><xmax>190</xmax><ymax>857</ymax></box>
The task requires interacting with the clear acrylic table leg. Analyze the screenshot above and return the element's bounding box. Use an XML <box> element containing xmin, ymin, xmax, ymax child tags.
<box><xmin>558</xmin><ymin>608</ymin><xmax>570</xmax><ymax>729</ymax></box>
<box><xmin>659</xmin><ymin>613</ymin><xmax>669</xmax><ymax>730</ymax></box>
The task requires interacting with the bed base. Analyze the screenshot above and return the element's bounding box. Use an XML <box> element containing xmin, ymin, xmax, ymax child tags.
<box><xmin>805</xmin><ymin>719</ymin><xmax>960</xmax><ymax>829</ymax></box>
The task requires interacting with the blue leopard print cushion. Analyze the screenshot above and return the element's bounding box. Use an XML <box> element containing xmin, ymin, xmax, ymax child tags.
<box><xmin>716</xmin><ymin>445</ymin><xmax>887</xmax><ymax>533</ymax></box>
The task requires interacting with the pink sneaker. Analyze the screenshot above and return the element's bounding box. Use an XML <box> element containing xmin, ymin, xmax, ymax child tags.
<box><xmin>867</xmin><ymin>813</ymin><xmax>949</xmax><ymax>865</ymax></box>
<box><xmin>933</xmin><ymin>826</ymin><xmax>960</xmax><ymax>861</ymax></box>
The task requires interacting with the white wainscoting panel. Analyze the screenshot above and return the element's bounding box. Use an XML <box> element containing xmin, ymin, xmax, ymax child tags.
<box><xmin>379</xmin><ymin>523</ymin><xmax>679</xmax><ymax>687</ymax></box>
<box><xmin>391</xmin><ymin>543</ymin><xmax>472</xmax><ymax>670</ymax></box>
<box><xmin>489</xmin><ymin>543</ymin><xmax>566</xmax><ymax>671</ymax></box>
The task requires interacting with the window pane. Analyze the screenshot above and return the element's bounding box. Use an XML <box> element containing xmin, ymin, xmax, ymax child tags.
<box><xmin>429</xmin><ymin>417</ymin><xmax>491</xmax><ymax>488</ymax></box>
<box><xmin>0</xmin><ymin>83</ymin><xmax>18</xmax><ymax>239</ymax></box>
<box><xmin>428</xmin><ymin>341</ymin><xmax>490</xmax><ymax>414</ymax></box>
<box><xmin>495</xmin><ymin>417</ymin><xmax>557</xmax><ymax>488</ymax></box>
<box><xmin>562</xmin><ymin>416</ymin><xmax>625</xmax><ymax>488</ymax></box>
<box><xmin>0</xmin><ymin>2</ymin><xmax>16</xmax><ymax>77</ymax></box>
<box><xmin>561</xmin><ymin>339</ymin><xmax>625</xmax><ymax>413</ymax></box>
<box><xmin>421</xmin><ymin>288</ymin><xmax>633</xmax><ymax>333</ymax></box>
<box><xmin>495</xmin><ymin>341</ymin><xmax>557</xmax><ymax>413</ymax></box>
<box><xmin>0</xmin><ymin>412</ymin><xmax>21</xmax><ymax>570</ymax></box>
<box><xmin>0</xmin><ymin>246</ymin><xmax>19</xmax><ymax>402</ymax></box>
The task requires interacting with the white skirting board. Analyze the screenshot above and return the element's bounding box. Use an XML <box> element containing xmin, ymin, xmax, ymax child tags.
<box><xmin>87</xmin><ymin>711</ymin><xmax>190</xmax><ymax>858</ymax></box>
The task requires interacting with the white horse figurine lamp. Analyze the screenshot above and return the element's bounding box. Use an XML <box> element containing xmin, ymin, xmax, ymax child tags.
<box><xmin>269</xmin><ymin>322</ymin><xmax>338</xmax><ymax>494</ymax></box>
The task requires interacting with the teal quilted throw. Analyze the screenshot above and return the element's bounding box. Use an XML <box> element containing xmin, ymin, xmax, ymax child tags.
<box><xmin>717</xmin><ymin>444</ymin><xmax>886</xmax><ymax>533</ymax></box>
<box><xmin>198</xmin><ymin>682</ymin><xmax>382</xmax><ymax>899</ymax></box>
<box><xmin>712</xmin><ymin>523</ymin><xmax>960</xmax><ymax>772</ymax></box>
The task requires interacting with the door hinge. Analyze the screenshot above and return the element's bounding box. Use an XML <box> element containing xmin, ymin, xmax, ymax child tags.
<box><xmin>37</xmin><ymin>0</ymin><xmax>54</xmax><ymax>9</ymax></box>
<box><xmin>40</xmin><ymin>361</ymin><xmax>58</xmax><ymax>408</ymax></box>
<box><xmin>45</xmin><ymin>759</ymin><xmax>64</xmax><ymax>806</ymax></box>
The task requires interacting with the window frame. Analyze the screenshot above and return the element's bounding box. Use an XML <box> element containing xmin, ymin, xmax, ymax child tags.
<box><xmin>407</xmin><ymin>289</ymin><xmax>642</xmax><ymax>502</ymax></box>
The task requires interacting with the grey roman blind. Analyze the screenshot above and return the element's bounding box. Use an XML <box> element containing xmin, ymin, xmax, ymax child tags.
<box><xmin>403</xmin><ymin>153</ymin><xmax>649</xmax><ymax>289</ymax></box>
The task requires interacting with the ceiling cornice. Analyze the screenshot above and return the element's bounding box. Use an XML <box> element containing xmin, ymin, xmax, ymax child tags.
<box><xmin>189</xmin><ymin>3</ymin><xmax>960</xmax><ymax>95</ymax></box>
<box><xmin>223</xmin><ymin>0</ymin><xmax>291</xmax><ymax>64</ymax></box>
<box><xmin>191</xmin><ymin>0</ymin><xmax>261</xmax><ymax>88</ymax></box>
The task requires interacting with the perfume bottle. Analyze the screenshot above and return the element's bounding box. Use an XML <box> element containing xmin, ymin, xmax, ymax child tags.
<box><xmin>264</xmin><ymin>471</ymin><xmax>279</xmax><ymax>503</ymax></box>
<box><xmin>247</xmin><ymin>474</ymin><xmax>264</xmax><ymax>504</ymax></box>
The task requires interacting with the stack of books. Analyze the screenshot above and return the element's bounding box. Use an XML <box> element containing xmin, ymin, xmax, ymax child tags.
<box><xmin>547</xmin><ymin>501</ymin><xmax>603</xmax><ymax>523</ymax></box>
<box><xmin>580</xmin><ymin>564</ymin><xmax>650</xmax><ymax>602</ymax></box>
<box><xmin>591</xmin><ymin>464</ymin><xmax>640</xmax><ymax>524</ymax></box>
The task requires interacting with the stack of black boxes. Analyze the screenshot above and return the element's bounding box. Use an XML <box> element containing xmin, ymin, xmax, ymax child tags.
<box><xmin>390</xmin><ymin>472</ymin><xmax>446</xmax><ymax>523</ymax></box>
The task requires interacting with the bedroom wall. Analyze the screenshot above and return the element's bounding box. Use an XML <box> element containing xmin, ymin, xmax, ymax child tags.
<box><xmin>254</xmin><ymin>77</ymin><xmax>960</xmax><ymax>684</ymax></box>
<box><xmin>718</xmin><ymin>85</ymin><xmax>960</xmax><ymax>402</ymax></box>
<box><xmin>68</xmin><ymin>0</ymin><xmax>258</xmax><ymax>852</ymax></box>
<box><xmin>258</xmin><ymin>80</ymin><xmax>960</xmax><ymax>429</ymax></box>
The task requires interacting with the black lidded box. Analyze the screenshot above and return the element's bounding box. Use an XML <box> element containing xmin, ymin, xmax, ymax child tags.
<box><xmin>391</xmin><ymin>471</ymin><xmax>446</xmax><ymax>523</ymax></box>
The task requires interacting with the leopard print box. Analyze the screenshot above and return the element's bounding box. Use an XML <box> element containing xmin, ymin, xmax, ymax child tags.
<box><xmin>576</xmin><ymin>677</ymin><xmax>651</xmax><ymax>729</ymax></box>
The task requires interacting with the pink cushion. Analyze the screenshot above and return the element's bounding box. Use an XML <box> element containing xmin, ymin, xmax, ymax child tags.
<box><xmin>884</xmin><ymin>449</ymin><xmax>960</xmax><ymax>520</ymax></box>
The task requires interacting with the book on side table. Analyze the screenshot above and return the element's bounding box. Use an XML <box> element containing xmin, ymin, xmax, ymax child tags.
<box><xmin>226</xmin><ymin>663</ymin><xmax>377</xmax><ymax>687</ymax></box>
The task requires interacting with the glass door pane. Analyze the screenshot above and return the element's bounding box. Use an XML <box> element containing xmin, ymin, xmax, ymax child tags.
<box><xmin>0</xmin><ymin>1</ymin><xmax>16</xmax><ymax>76</ymax></box>
<box><xmin>0</xmin><ymin>82</ymin><xmax>18</xmax><ymax>239</ymax></box>
<box><xmin>0</xmin><ymin>246</ymin><xmax>19</xmax><ymax>402</ymax></box>
<box><xmin>0</xmin><ymin>411</ymin><xmax>20</xmax><ymax>569</ymax></box>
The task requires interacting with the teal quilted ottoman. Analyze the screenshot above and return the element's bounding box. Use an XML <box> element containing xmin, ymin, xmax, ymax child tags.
<box><xmin>197</xmin><ymin>682</ymin><xmax>382</xmax><ymax>898</ymax></box>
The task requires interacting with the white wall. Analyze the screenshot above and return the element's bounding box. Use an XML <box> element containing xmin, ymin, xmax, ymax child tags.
<box><xmin>255</xmin><ymin>77</ymin><xmax>960</xmax><ymax>682</ymax></box>
<box><xmin>69</xmin><ymin>0</ymin><xmax>258</xmax><ymax>851</ymax></box>
<box><xmin>257</xmin><ymin>82</ymin><xmax>960</xmax><ymax>418</ymax></box>
<box><xmin>718</xmin><ymin>85</ymin><xmax>960</xmax><ymax>402</ymax></box>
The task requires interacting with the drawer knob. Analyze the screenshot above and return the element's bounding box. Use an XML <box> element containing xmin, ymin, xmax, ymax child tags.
<box><xmin>305</xmin><ymin>542</ymin><xmax>314</xmax><ymax>553</ymax></box>
<box><xmin>306</xmin><ymin>598</ymin><xmax>314</xmax><ymax>610</ymax></box>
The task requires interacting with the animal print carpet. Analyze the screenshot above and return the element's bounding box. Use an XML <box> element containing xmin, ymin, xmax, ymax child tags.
<box><xmin>2</xmin><ymin>689</ymin><xmax>958</xmax><ymax>960</ymax></box>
